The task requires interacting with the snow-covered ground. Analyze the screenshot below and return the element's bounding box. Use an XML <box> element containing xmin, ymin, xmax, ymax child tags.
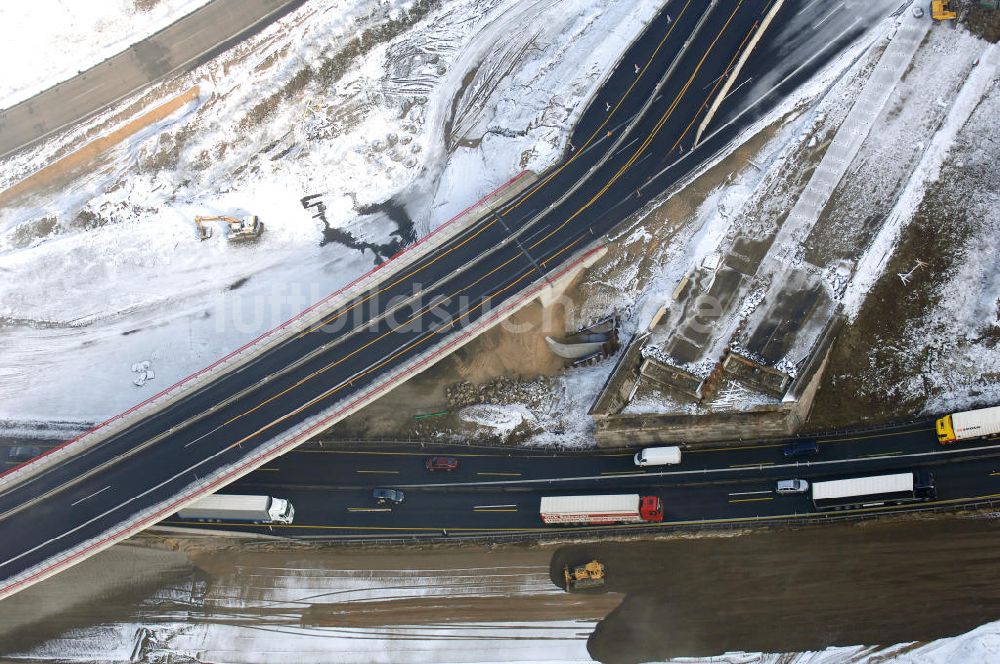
<box><xmin>427</xmin><ymin>9</ymin><xmax>999</xmax><ymax>443</ymax></box>
<box><xmin>7</xmin><ymin>552</ymin><xmax>600</xmax><ymax>664</ymax></box>
<box><xmin>0</xmin><ymin>0</ymin><xmax>664</xmax><ymax>425</ymax></box>
<box><xmin>0</xmin><ymin>0</ymin><xmax>212</xmax><ymax>109</ymax></box>
<box><xmin>12</xmin><ymin>565</ymin><xmax>1000</xmax><ymax>664</ymax></box>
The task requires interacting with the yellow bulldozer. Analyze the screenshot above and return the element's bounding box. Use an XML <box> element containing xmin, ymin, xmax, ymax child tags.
<box><xmin>563</xmin><ymin>560</ymin><xmax>606</xmax><ymax>591</ymax></box>
<box><xmin>932</xmin><ymin>0</ymin><xmax>957</xmax><ymax>20</ymax></box>
<box><xmin>194</xmin><ymin>215</ymin><xmax>264</xmax><ymax>242</ymax></box>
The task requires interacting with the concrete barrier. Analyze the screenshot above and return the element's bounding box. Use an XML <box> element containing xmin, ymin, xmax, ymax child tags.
<box><xmin>0</xmin><ymin>171</ymin><xmax>534</xmax><ymax>491</ymax></box>
<box><xmin>0</xmin><ymin>241</ymin><xmax>606</xmax><ymax>601</ymax></box>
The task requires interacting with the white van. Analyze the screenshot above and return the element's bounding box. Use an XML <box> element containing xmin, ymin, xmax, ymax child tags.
<box><xmin>633</xmin><ymin>446</ymin><xmax>682</xmax><ymax>467</ymax></box>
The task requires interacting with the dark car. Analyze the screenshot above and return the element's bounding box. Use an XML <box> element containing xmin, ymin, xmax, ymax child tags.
<box><xmin>783</xmin><ymin>439</ymin><xmax>819</xmax><ymax>458</ymax></box>
<box><xmin>425</xmin><ymin>456</ymin><xmax>459</xmax><ymax>472</ymax></box>
<box><xmin>373</xmin><ymin>488</ymin><xmax>405</xmax><ymax>505</ymax></box>
<box><xmin>7</xmin><ymin>446</ymin><xmax>41</xmax><ymax>463</ymax></box>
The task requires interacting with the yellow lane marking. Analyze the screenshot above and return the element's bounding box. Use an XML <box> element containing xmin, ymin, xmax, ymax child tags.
<box><xmin>355</xmin><ymin>470</ymin><xmax>400</xmax><ymax>474</ymax></box>
<box><xmin>223</xmin><ymin>269</ymin><xmax>537</xmax><ymax>452</ymax></box>
<box><xmin>151</xmin><ymin>6</ymin><xmax>748</xmax><ymax>467</ymax></box>
<box><xmin>662</xmin><ymin>19</ymin><xmax>753</xmax><ymax>155</ymax></box>
<box><xmin>163</xmin><ymin>520</ymin><xmax>546</xmax><ymax>532</ymax></box>
<box><xmin>862</xmin><ymin>451</ymin><xmax>902</xmax><ymax>458</ymax></box>
<box><xmin>477</xmin><ymin>472</ymin><xmax>522</xmax><ymax>477</ymax></box>
<box><xmin>214</xmin><ymin>251</ymin><xmax>529</xmax><ymax>442</ymax></box>
<box><xmin>539</xmin><ymin>236</ymin><xmax>582</xmax><ymax>269</ymax></box>
<box><xmin>143</xmin><ymin>5</ymin><xmax>708</xmax><ymax>463</ymax></box>
<box><xmin>833</xmin><ymin>428</ymin><xmax>934</xmax><ymax>444</ymax></box>
<box><xmin>692</xmin><ymin>424</ymin><xmax>936</xmax><ymax>454</ymax></box>
<box><xmin>729</xmin><ymin>461</ymin><xmax>774</xmax><ymax>468</ymax></box>
<box><xmin>297</xmin><ymin>2</ymin><xmax>698</xmax><ymax>340</ymax></box>
<box><xmin>504</xmin><ymin>0</ymin><xmax>695</xmax><ymax>217</ymax></box>
<box><xmin>990</xmin><ymin>472</ymin><xmax>1000</xmax><ymax>477</ymax></box>
<box><xmin>301</xmin><ymin>217</ymin><xmax>501</xmax><ymax>336</ymax></box>
<box><xmin>600</xmin><ymin>470</ymin><xmax>645</xmax><ymax>476</ymax></box>
<box><xmin>296</xmin><ymin>450</ymin><xmax>557</xmax><ymax>459</ymax></box>
<box><xmin>729</xmin><ymin>496</ymin><xmax>774</xmax><ymax>504</ymax></box>
<box><xmin>165</xmin><ymin>492</ymin><xmax>1000</xmax><ymax>533</ymax></box>
<box><xmin>528</xmin><ymin>3</ymin><xmax>743</xmax><ymax>252</ymax></box>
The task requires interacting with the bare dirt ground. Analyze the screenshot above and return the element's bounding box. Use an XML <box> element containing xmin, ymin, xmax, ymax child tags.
<box><xmin>566</xmin><ymin>515</ymin><xmax>1000</xmax><ymax>663</ymax></box>
<box><xmin>328</xmin><ymin>297</ymin><xmax>573</xmax><ymax>440</ymax></box>
<box><xmin>328</xmin><ymin>117</ymin><xmax>787</xmax><ymax>444</ymax></box>
<box><xmin>9</xmin><ymin>514</ymin><xmax>1000</xmax><ymax>662</ymax></box>
<box><xmin>806</xmin><ymin>82</ymin><xmax>1000</xmax><ymax>430</ymax></box>
<box><xmin>303</xmin><ymin>595</ymin><xmax>622</xmax><ymax>627</ymax></box>
<box><xmin>965</xmin><ymin>3</ymin><xmax>1000</xmax><ymax>43</ymax></box>
<box><xmin>0</xmin><ymin>86</ymin><xmax>201</xmax><ymax>210</ymax></box>
<box><xmin>0</xmin><ymin>541</ymin><xmax>191</xmax><ymax>655</ymax></box>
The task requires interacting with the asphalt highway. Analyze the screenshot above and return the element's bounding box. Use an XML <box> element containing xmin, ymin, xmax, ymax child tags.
<box><xmin>167</xmin><ymin>422</ymin><xmax>1000</xmax><ymax>537</ymax></box>
<box><xmin>0</xmin><ymin>0</ymin><xmax>848</xmax><ymax>597</ymax></box>
<box><xmin>0</xmin><ymin>0</ymin><xmax>303</xmax><ymax>159</ymax></box>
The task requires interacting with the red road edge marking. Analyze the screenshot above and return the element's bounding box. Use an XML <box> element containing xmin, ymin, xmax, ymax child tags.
<box><xmin>0</xmin><ymin>243</ymin><xmax>604</xmax><ymax>597</ymax></box>
<box><xmin>0</xmin><ymin>171</ymin><xmax>529</xmax><ymax>483</ymax></box>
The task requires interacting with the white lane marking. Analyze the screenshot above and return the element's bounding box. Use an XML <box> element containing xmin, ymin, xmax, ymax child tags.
<box><xmin>812</xmin><ymin>2</ymin><xmax>844</xmax><ymax>30</ymax></box>
<box><xmin>71</xmin><ymin>486</ymin><xmax>111</xmax><ymax>507</ymax></box>
<box><xmin>474</xmin><ymin>504</ymin><xmax>517</xmax><ymax>509</ymax></box>
<box><xmin>799</xmin><ymin>0</ymin><xmax>825</xmax><ymax>15</ymax></box>
<box><xmin>728</xmin><ymin>490</ymin><xmax>773</xmax><ymax>497</ymax></box>
<box><xmin>402</xmin><ymin>440</ymin><xmax>1000</xmax><ymax>490</ymax></box>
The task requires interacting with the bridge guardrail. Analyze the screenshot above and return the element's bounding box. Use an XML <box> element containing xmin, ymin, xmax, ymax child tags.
<box><xmin>0</xmin><ymin>240</ymin><xmax>604</xmax><ymax>599</ymax></box>
<box><xmin>0</xmin><ymin>171</ymin><xmax>531</xmax><ymax>491</ymax></box>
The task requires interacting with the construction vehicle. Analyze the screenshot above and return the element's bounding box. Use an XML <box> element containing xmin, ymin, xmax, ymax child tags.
<box><xmin>564</xmin><ymin>560</ymin><xmax>606</xmax><ymax>591</ymax></box>
<box><xmin>932</xmin><ymin>0</ymin><xmax>957</xmax><ymax>20</ymax></box>
<box><xmin>194</xmin><ymin>215</ymin><xmax>264</xmax><ymax>242</ymax></box>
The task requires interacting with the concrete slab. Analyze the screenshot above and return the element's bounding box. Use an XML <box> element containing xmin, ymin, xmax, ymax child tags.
<box><xmin>639</xmin><ymin>357</ymin><xmax>703</xmax><ymax>399</ymax></box>
<box><xmin>743</xmin><ymin>280</ymin><xmax>826</xmax><ymax>364</ymax></box>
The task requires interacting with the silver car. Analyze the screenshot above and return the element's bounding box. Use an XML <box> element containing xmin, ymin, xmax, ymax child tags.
<box><xmin>775</xmin><ymin>479</ymin><xmax>809</xmax><ymax>495</ymax></box>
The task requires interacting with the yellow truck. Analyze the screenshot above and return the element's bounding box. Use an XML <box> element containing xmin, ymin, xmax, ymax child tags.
<box><xmin>936</xmin><ymin>405</ymin><xmax>1000</xmax><ymax>444</ymax></box>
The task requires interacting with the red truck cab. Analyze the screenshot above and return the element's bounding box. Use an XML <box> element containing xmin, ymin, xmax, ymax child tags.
<box><xmin>640</xmin><ymin>495</ymin><xmax>664</xmax><ymax>522</ymax></box>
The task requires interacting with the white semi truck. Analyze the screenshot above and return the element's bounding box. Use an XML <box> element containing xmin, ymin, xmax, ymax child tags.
<box><xmin>176</xmin><ymin>494</ymin><xmax>295</xmax><ymax>524</ymax></box>
<box><xmin>539</xmin><ymin>494</ymin><xmax>663</xmax><ymax>525</ymax></box>
<box><xmin>936</xmin><ymin>405</ymin><xmax>1000</xmax><ymax>444</ymax></box>
<box><xmin>811</xmin><ymin>471</ymin><xmax>935</xmax><ymax>511</ymax></box>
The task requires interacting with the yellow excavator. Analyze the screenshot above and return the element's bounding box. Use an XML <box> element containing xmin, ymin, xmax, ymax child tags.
<box><xmin>194</xmin><ymin>215</ymin><xmax>264</xmax><ymax>242</ymax></box>
<box><xmin>563</xmin><ymin>560</ymin><xmax>606</xmax><ymax>591</ymax></box>
<box><xmin>931</xmin><ymin>0</ymin><xmax>957</xmax><ymax>20</ymax></box>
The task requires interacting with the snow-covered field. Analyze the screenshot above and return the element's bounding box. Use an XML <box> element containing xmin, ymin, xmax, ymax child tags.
<box><xmin>0</xmin><ymin>0</ymin><xmax>212</xmax><ymax>109</ymax></box>
<box><xmin>536</xmin><ymin>12</ymin><xmax>999</xmax><ymax>427</ymax></box>
<box><xmin>3</xmin><ymin>2</ymin><xmax>1000</xmax><ymax>660</ymax></box>
<box><xmin>6</xmin><ymin>549</ymin><xmax>602</xmax><ymax>664</ymax></box>
<box><xmin>0</xmin><ymin>0</ymin><xmax>663</xmax><ymax>425</ymax></box>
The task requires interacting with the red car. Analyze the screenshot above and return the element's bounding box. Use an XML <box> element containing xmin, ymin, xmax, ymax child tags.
<box><xmin>425</xmin><ymin>456</ymin><xmax>459</xmax><ymax>472</ymax></box>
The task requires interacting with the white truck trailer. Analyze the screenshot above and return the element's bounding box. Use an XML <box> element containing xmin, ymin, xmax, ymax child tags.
<box><xmin>176</xmin><ymin>494</ymin><xmax>295</xmax><ymax>524</ymax></box>
<box><xmin>811</xmin><ymin>471</ymin><xmax>935</xmax><ymax>511</ymax></box>
<box><xmin>539</xmin><ymin>494</ymin><xmax>663</xmax><ymax>525</ymax></box>
<box><xmin>936</xmin><ymin>405</ymin><xmax>1000</xmax><ymax>444</ymax></box>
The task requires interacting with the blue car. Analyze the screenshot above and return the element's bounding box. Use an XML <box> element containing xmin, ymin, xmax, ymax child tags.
<box><xmin>783</xmin><ymin>440</ymin><xmax>819</xmax><ymax>458</ymax></box>
<box><xmin>373</xmin><ymin>488</ymin><xmax>405</xmax><ymax>505</ymax></box>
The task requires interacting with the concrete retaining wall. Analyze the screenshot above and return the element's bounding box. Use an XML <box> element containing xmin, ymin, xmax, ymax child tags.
<box><xmin>595</xmin><ymin>315</ymin><xmax>842</xmax><ymax>449</ymax></box>
<box><xmin>596</xmin><ymin>404</ymin><xmax>796</xmax><ymax>448</ymax></box>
